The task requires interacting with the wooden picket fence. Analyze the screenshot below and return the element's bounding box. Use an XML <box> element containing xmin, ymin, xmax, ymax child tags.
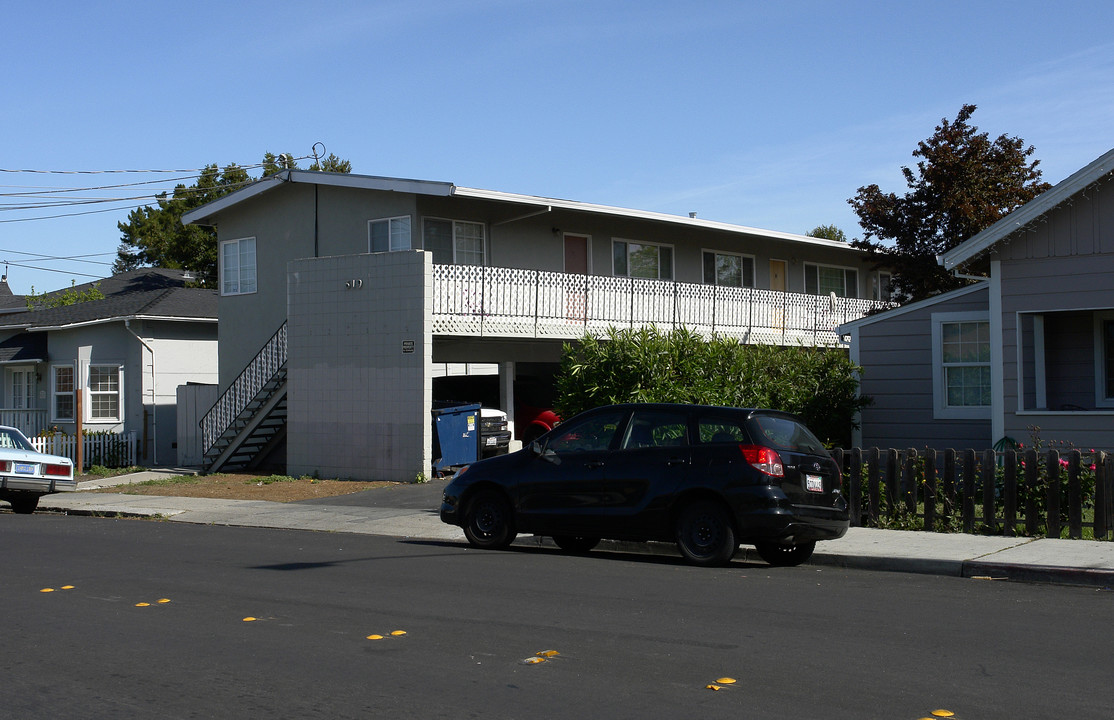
<box><xmin>831</xmin><ymin>447</ymin><xmax>1114</xmax><ymax>541</ymax></box>
<box><xmin>31</xmin><ymin>432</ymin><xmax>138</xmax><ymax>471</ymax></box>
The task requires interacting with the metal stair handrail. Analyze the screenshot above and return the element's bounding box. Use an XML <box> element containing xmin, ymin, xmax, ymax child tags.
<box><xmin>201</xmin><ymin>322</ymin><xmax>287</xmax><ymax>454</ymax></box>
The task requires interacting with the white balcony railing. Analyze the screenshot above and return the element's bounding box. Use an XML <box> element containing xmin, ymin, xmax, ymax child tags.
<box><xmin>432</xmin><ymin>264</ymin><xmax>889</xmax><ymax>346</ymax></box>
<box><xmin>0</xmin><ymin>409</ymin><xmax>48</xmax><ymax>437</ymax></box>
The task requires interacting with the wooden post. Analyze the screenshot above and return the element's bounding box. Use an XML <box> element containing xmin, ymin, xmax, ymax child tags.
<box><xmin>1046</xmin><ymin>450</ymin><xmax>1061</xmax><ymax>539</ymax></box>
<box><xmin>75</xmin><ymin>389</ymin><xmax>83</xmax><ymax>474</ymax></box>
<box><xmin>1067</xmin><ymin>450</ymin><xmax>1082</xmax><ymax>539</ymax></box>
<box><xmin>1095</xmin><ymin>452</ymin><xmax>1109</xmax><ymax>541</ymax></box>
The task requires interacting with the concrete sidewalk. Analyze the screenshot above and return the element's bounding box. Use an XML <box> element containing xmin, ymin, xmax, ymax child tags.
<box><xmin>31</xmin><ymin>471</ymin><xmax>1114</xmax><ymax>589</ymax></box>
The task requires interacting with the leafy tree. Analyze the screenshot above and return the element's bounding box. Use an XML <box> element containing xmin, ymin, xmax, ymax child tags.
<box><xmin>553</xmin><ymin>327</ymin><xmax>871</xmax><ymax>447</ymax></box>
<box><xmin>113</xmin><ymin>152</ymin><xmax>351</xmax><ymax>280</ymax></box>
<box><xmin>807</xmin><ymin>224</ymin><xmax>847</xmax><ymax>242</ymax></box>
<box><xmin>849</xmin><ymin>104</ymin><xmax>1050</xmax><ymax>303</ymax></box>
<box><xmin>26</xmin><ymin>281</ymin><xmax>105</xmax><ymax>310</ymax></box>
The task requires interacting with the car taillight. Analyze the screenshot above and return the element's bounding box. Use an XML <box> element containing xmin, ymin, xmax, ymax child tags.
<box><xmin>45</xmin><ymin>464</ymin><xmax>72</xmax><ymax>478</ymax></box>
<box><xmin>0</xmin><ymin>460</ymin><xmax>10</xmax><ymax>472</ymax></box>
<box><xmin>739</xmin><ymin>445</ymin><xmax>784</xmax><ymax>477</ymax></box>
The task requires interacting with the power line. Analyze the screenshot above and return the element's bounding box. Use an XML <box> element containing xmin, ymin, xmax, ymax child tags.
<box><xmin>0</xmin><ymin>248</ymin><xmax>115</xmax><ymax>266</ymax></box>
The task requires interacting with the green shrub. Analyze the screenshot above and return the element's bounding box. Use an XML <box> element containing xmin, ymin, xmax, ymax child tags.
<box><xmin>553</xmin><ymin>327</ymin><xmax>871</xmax><ymax>446</ymax></box>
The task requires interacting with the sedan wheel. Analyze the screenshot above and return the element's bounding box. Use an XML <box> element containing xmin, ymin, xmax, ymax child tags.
<box><xmin>552</xmin><ymin>536</ymin><xmax>601</xmax><ymax>554</ymax></box>
<box><xmin>754</xmin><ymin>540</ymin><xmax>816</xmax><ymax>567</ymax></box>
<box><xmin>8</xmin><ymin>495</ymin><xmax>40</xmax><ymax>515</ymax></box>
<box><xmin>674</xmin><ymin>500</ymin><xmax>737</xmax><ymax>567</ymax></box>
<box><xmin>462</xmin><ymin>490</ymin><xmax>516</xmax><ymax>549</ymax></box>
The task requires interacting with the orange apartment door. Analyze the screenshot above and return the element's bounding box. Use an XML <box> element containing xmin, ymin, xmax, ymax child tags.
<box><xmin>564</xmin><ymin>234</ymin><xmax>589</xmax><ymax>274</ymax></box>
<box><xmin>769</xmin><ymin>259</ymin><xmax>787</xmax><ymax>292</ymax></box>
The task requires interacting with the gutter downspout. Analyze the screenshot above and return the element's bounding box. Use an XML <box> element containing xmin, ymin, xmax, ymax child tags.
<box><xmin>125</xmin><ymin>320</ymin><xmax>157</xmax><ymax>465</ymax></box>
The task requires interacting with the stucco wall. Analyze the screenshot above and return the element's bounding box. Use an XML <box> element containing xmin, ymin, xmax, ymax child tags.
<box><xmin>286</xmin><ymin>251</ymin><xmax>432</xmax><ymax>481</ymax></box>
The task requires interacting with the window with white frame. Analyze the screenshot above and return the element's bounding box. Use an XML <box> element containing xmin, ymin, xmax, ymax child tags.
<box><xmin>613</xmin><ymin>240</ymin><xmax>673</xmax><ymax>280</ymax></box>
<box><xmin>221</xmin><ymin>237</ymin><xmax>257</xmax><ymax>295</ymax></box>
<box><xmin>369</xmin><ymin>216</ymin><xmax>412</xmax><ymax>253</ymax></box>
<box><xmin>52</xmin><ymin>365</ymin><xmax>74</xmax><ymax>421</ymax></box>
<box><xmin>932</xmin><ymin>312</ymin><xmax>991</xmax><ymax>418</ymax></box>
<box><xmin>873</xmin><ymin>271</ymin><xmax>892</xmax><ymax>302</ymax></box>
<box><xmin>702</xmin><ymin>251</ymin><xmax>755</xmax><ymax>288</ymax></box>
<box><xmin>805</xmin><ymin>263</ymin><xmax>858</xmax><ymax>298</ymax></box>
<box><xmin>7</xmin><ymin>367</ymin><xmax>34</xmax><ymax>410</ymax></box>
<box><xmin>422</xmin><ymin>218</ymin><xmax>485</xmax><ymax>265</ymax></box>
<box><xmin>1096</xmin><ymin>311</ymin><xmax>1114</xmax><ymax>407</ymax></box>
<box><xmin>87</xmin><ymin>365</ymin><xmax>123</xmax><ymax>421</ymax></box>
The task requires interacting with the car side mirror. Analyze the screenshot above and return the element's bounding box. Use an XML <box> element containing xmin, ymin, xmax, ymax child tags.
<box><xmin>530</xmin><ymin>440</ymin><xmax>561</xmax><ymax>465</ymax></box>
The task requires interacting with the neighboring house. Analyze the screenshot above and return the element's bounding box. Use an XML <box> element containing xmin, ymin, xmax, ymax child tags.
<box><xmin>0</xmin><ymin>269</ymin><xmax>217</xmax><ymax>464</ymax></box>
<box><xmin>843</xmin><ymin>147</ymin><xmax>1114</xmax><ymax>452</ymax></box>
<box><xmin>182</xmin><ymin>170</ymin><xmax>892</xmax><ymax>481</ymax></box>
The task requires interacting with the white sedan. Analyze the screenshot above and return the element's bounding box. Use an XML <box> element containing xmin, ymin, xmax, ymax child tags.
<box><xmin>0</xmin><ymin>426</ymin><xmax>75</xmax><ymax>514</ymax></box>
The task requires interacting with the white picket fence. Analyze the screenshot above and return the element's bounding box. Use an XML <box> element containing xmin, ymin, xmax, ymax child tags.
<box><xmin>30</xmin><ymin>432</ymin><xmax>138</xmax><ymax>470</ymax></box>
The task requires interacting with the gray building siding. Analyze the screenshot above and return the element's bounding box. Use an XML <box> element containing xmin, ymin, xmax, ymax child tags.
<box><xmin>852</xmin><ymin>285</ymin><xmax>992</xmax><ymax>450</ymax></box>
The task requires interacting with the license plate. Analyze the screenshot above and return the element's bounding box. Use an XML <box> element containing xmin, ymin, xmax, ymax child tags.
<box><xmin>805</xmin><ymin>474</ymin><xmax>824</xmax><ymax>493</ymax></box>
<box><xmin>14</xmin><ymin>463</ymin><xmax>35</xmax><ymax>475</ymax></box>
<box><xmin>485</xmin><ymin>437</ymin><xmax>497</xmax><ymax>446</ymax></box>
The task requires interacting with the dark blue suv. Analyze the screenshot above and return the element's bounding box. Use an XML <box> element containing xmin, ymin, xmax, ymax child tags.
<box><xmin>440</xmin><ymin>403</ymin><xmax>848</xmax><ymax>567</ymax></box>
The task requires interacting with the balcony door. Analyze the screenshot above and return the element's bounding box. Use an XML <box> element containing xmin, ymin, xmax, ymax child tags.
<box><xmin>769</xmin><ymin>259</ymin><xmax>787</xmax><ymax>292</ymax></box>
<box><xmin>564</xmin><ymin>234</ymin><xmax>589</xmax><ymax>274</ymax></box>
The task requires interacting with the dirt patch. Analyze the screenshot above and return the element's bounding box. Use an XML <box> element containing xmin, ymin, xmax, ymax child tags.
<box><xmin>87</xmin><ymin>474</ymin><xmax>400</xmax><ymax>503</ymax></box>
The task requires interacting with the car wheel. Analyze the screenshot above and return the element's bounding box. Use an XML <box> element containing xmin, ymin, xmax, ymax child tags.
<box><xmin>552</xmin><ymin>535</ymin><xmax>600</xmax><ymax>554</ymax></box>
<box><xmin>754</xmin><ymin>541</ymin><xmax>816</xmax><ymax>567</ymax></box>
<box><xmin>674</xmin><ymin>500</ymin><xmax>737</xmax><ymax>567</ymax></box>
<box><xmin>9</xmin><ymin>495</ymin><xmax>40</xmax><ymax>515</ymax></box>
<box><xmin>462</xmin><ymin>490</ymin><xmax>516</xmax><ymax>550</ymax></box>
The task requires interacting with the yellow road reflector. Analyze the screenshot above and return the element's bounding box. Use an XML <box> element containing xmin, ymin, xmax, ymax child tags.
<box><xmin>716</xmin><ymin>677</ymin><xmax>737</xmax><ymax>684</ymax></box>
<box><xmin>523</xmin><ymin>657</ymin><xmax>546</xmax><ymax>665</ymax></box>
<box><xmin>536</xmin><ymin>650</ymin><xmax>559</xmax><ymax>658</ymax></box>
<box><xmin>390</xmin><ymin>630</ymin><xmax>406</xmax><ymax>636</ymax></box>
<box><xmin>243</xmin><ymin>617</ymin><xmax>257</xmax><ymax>622</ymax></box>
<box><xmin>157</xmin><ymin>599</ymin><xmax>171</xmax><ymax>604</ymax></box>
<box><xmin>40</xmin><ymin>588</ymin><xmax>54</xmax><ymax>593</ymax></box>
<box><xmin>366</xmin><ymin>634</ymin><xmax>384</xmax><ymax>640</ymax></box>
<box><xmin>706</xmin><ymin>684</ymin><xmax>722</xmax><ymax>691</ymax></box>
<box><xmin>61</xmin><ymin>585</ymin><xmax>75</xmax><ymax>590</ymax></box>
<box><xmin>135</xmin><ymin>602</ymin><xmax>150</xmax><ymax>607</ymax></box>
<box><xmin>931</xmin><ymin>712</ymin><xmax>955</xmax><ymax>718</ymax></box>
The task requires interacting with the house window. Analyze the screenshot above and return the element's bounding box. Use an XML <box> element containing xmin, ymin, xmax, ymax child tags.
<box><xmin>422</xmin><ymin>219</ymin><xmax>485</xmax><ymax>265</ymax></box>
<box><xmin>873</xmin><ymin>271</ymin><xmax>892</xmax><ymax>302</ymax></box>
<box><xmin>932</xmin><ymin>312</ymin><xmax>991</xmax><ymax>419</ymax></box>
<box><xmin>702</xmin><ymin>251</ymin><xmax>755</xmax><ymax>288</ymax></box>
<box><xmin>88</xmin><ymin>365</ymin><xmax>122</xmax><ymax>421</ymax></box>
<box><xmin>7</xmin><ymin>367</ymin><xmax>34</xmax><ymax>410</ymax></box>
<box><xmin>221</xmin><ymin>237</ymin><xmax>257</xmax><ymax>296</ymax></box>
<box><xmin>805</xmin><ymin>263</ymin><xmax>858</xmax><ymax>298</ymax></box>
<box><xmin>52</xmin><ymin>365</ymin><xmax>74</xmax><ymax>421</ymax></box>
<box><xmin>369</xmin><ymin>216</ymin><xmax>412</xmax><ymax>253</ymax></box>
<box><xmin>1096</xmin><ymin>312</ymin><xmax>1114</xmax><ymax>407</ymax></box>
<box><xmin>613</xmin><ymin>240</ymin><xmax>673</xmax><ymax>280</ymax></box>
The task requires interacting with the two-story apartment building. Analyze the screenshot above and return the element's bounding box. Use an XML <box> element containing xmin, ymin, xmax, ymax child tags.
<box><xmin>183</xmin><ymin>170</ymin><xmax>891</xmax><ymax>481</ymax></box>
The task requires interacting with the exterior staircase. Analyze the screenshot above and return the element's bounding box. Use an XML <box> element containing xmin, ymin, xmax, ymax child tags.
<box><xmin>201</xmin><ymin>323</ymin><xmax>288</xmax><ymax>473</ymax></box>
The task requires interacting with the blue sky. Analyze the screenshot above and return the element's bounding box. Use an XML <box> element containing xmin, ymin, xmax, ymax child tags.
<box><xmin>3</xmin><ymin>0</ymin><xmax>1112</xmax><ymax>295</ymax></box>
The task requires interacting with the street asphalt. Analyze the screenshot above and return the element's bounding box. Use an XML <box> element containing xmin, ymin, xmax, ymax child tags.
<box><xmin>29</xmin><ymin>468</ymin><xmax>1114</xmax><ymax>589</ymax></box>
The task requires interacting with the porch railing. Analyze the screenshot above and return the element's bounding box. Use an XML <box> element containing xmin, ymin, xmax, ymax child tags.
<box><xmin>0</xmin><ymin>409</ymin><xmax>48</xmax><ymax>437</ymax></box>
<box><xmin>201</xmin><ymin>323</ymin><xmax>287</xmax><ymax>453</ymax></box>
<box><xmin>31</xmin><ymin>431</ymin><xmax>138</xmax><ymax>471</ymax></box>
<box><xmin>432</xmin><ymin>264</ymin><xmax>889</xmax><ymax>346</ymax></box>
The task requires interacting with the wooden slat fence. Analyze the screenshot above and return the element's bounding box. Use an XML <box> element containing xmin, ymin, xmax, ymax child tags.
<box><xmin>31</xmin><ymin>432</ymin><xmax>138</xmax><ymax>471</ymax></box>
<box><xmin>831</xmin><ymin>448</ymin><xmax>1113</xmax><ymax>540</ymax></box>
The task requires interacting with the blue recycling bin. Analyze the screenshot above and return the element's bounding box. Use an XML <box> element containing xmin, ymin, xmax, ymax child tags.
<box><xmin>431</xmin><ymin>403</ymin><xmax>482</xmax><ymax>473</ymax></box>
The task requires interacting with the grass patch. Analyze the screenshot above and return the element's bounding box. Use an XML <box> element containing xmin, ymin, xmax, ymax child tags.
<box><xmin>248</xmin><ymin>475</ymin><xmax>300</xmax><ymax>485</ymax></box>
<box><xmin>85</xmin><ymin>465</ymin><xmax>145</xmax><ymax>478</ymax></box>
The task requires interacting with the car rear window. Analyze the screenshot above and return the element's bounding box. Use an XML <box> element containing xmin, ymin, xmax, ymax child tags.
<box><xmin>747</xmin><ymin>414</ymin><xmax>827</xmax><ymax>455</ymax></box>
<box><xmin>621</xmin><ymin>410</ymin><xmax>689</xmax><ymax>449</ymax></box>
<box><xmin>696</xmin><ymin>415</ymin><xmax>748</xmax><ymax>444</ymax></box>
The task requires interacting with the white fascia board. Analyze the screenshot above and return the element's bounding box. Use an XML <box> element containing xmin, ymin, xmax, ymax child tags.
<box><xmin>181</xmin><ymin>170</ymin><xmax>454</xmax><ymax>226</ymax></box>
<box><xmin>836</xmin><ymin>281</ymin><xmax>988</xmax><ymax>333</ymax></box>
<box><xmin>11</xmin><ymin>315</ymin><xmax>216</xmax><ymax>332</ymax></box>
<box><xmin>940</xmin><ymin>147</ymin><xmax>1114</xmax><ymax>270</ymax></box>
<box><xmin>452</xmin><ymin>186</ymin><xmax>864</xmax><ymax>252</ymax></box>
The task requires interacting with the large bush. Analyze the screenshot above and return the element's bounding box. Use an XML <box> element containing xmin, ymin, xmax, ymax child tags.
<box><xmin>553</xmin><ymin>327</ymin><xmax>871</xmax><ymax>446</ymax></box>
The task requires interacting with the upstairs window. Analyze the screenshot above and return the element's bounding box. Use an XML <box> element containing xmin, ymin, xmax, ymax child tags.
<box><xmin>221</xmin><ymin>237</ymin><xmax>257</xmax><ymax>296</ymax></box>
<box><xmin>805</xmin><ymin>263</ymin><xmax>858</xmax><ymax>298</ymax></box>
<box><xmin>423</xmin><ymin>219</ymin><xmax>485</xmax><ymax>265</ymax></box>
<box><xmin>702</xmin><ymin>251</ymin><xmax>755</xmax><ymax>288</ymax></box>
<box><xmin>873</xmin><ymin>271</ymin><xmax>893</xmax><ymax>302</ymax></box>
<box><xmin>613</xmin><ymin>240</ymin><xmax>673</xmax><ymax>280</ymax></box>
<box><xmin>369</xmin><ymin>216</ymin><xmax>412</xmax><ymax>253</ymax></box>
